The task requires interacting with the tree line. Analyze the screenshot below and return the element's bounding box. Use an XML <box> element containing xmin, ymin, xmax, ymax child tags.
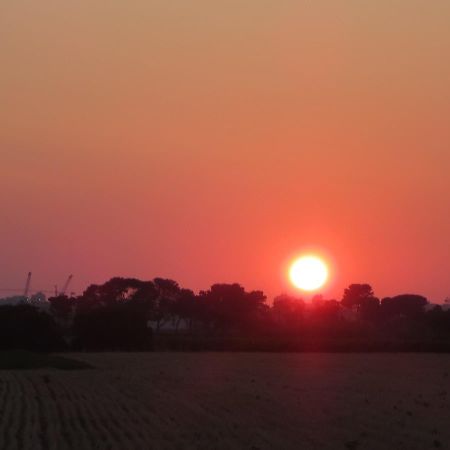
<box><xmin>1</xmin><ymin>278</ymin><xmax>450</xmax><ymax>352</ymax></box>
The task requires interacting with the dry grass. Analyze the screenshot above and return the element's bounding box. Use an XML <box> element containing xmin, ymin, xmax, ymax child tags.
<box><xmin>1</xmin><ymin>352</ymin><xmax>449</xmax><ymax>449</ymax></box>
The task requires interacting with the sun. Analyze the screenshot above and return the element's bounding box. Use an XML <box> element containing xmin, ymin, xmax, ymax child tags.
<box><xmin>289</xmin><ymin>255</ymin><xmax>329</xmax><ymax>291</ymax></box>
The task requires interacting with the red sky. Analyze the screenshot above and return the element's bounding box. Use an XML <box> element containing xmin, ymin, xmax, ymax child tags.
<box><xmin>1</xmin><ymin>1</ymin><xmax>450</xmax><ymax>302</ymax></box>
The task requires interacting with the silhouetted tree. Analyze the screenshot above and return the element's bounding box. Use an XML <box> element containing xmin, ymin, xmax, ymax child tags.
<box><xmin>198</xmin><ymin>283</ymin><xmax>267</xmax><ymax>334</ymax></box>
<box><xmin>272</xmin><ymin>294</ymin><xmax>305</xmax><ymax>333</ymax></box>
<box><xmin>425</xmin><ymin>306</ymin><xmax>450</xmax><ymax>338</ymax></box>
<box><xmin>171</xmin><ymin>288</ymin><xmax>197</xmax><ymax>331</ymax></box>
<box><xmin>341</xmin><ymin>284</ymin><xmax>377</xmax><ymax>311</ymax></box>
<box><xmin>49</xmin><ymin>295</ymin><xmax>75</xmax><ymax>323</ymax></box>
<box><xmin>380</xmin><ymin>294</ymin><xmax>428</xmax><ymax>319</ymax></box>
<box><xmin>77</xmin><ymin>277</ymin><xmax>152</xmax><ymax>312</ymax></box>
<box><xmin>359</xmin><ymin>297</ymin><xmax>381</xmax><ymax>322</ymax></box>
<box><xmin>151</xmin><ymin>278</ymin><xmax>181</xmax><ymax>332</ymax></box>
<box><xmin>311</xmin><ymin>299</ymin><xmax>341</xmax><ymax>321</ymax></box>
<box><xmin>72</xmin><ymin>277</ymin><xmax>158</xmax><ymax>349</ymax></box>
<box><xmin>308</xmin><ymin>298</ymin><xmax>344</xmax><ymax>337</ymax></box>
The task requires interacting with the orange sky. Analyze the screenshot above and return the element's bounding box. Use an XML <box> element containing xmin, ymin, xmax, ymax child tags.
<box><xmin>1</xmin><ymin>1</ymin><xmax>450</xmax><ymax>301</ymax></box>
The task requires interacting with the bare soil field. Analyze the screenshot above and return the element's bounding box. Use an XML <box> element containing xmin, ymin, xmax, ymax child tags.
<box><xmin>0</xmin><ymin>352</ymin><xmax>449</xmax><ymax>450</ymax></box>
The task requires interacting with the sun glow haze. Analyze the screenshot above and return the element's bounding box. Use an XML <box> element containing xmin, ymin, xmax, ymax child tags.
<box><xmin>289</xmin><ymin>256</ymin><xmax>329</xmax><ymax>292</ymax></box>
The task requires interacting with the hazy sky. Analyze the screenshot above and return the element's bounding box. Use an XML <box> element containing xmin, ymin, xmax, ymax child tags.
<box><xmin>1</xmin><ymin>1</ymin><xmax>450</xmax><ymax>301</ymax></box>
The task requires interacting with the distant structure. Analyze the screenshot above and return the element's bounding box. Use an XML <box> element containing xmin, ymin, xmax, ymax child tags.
<box><xmin>24</xmin><ymin>272</ymin><xmax>32</xmax><ymax>298</ymax></box>
<box><xmin>0</xmin><ymin>272</ymin><xmax>74</xmax><ymax>307</ymax></box>
<box><xmin>60</xmin><ymin>275</ymin><xmax>73</xmax><ymax>296</ymax></box>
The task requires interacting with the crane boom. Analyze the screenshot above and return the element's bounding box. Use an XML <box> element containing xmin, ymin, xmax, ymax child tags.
<box><xmin>24</xmin><ymin>272</ymin><xmax>32</xmax><ymax>297</ymax></box>
<box><xmin>60</xmin><ymin>275</ymin><xmax>73</xmax><ymax>296</ymax></box>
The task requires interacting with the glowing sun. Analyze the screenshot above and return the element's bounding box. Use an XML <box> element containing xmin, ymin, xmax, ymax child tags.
<box><xmin>289</xmin><ymin>255</ymin><xmax>329</xmax><ymax>291</ymax></box>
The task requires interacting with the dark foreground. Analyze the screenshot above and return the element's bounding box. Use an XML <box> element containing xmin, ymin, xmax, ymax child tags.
<box><xmin>0</xmin><ymin>352</ymin><xmax>449</xmax><ymax>449</ymax></box>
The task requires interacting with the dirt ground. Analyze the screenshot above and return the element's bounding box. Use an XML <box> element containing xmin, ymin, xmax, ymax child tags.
<box><xmin>0</xmin><ymin>352</ymin><xmax>449</xmax><ymax>450</ymax></box>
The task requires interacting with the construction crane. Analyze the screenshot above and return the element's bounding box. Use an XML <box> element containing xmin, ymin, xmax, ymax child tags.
<box><xmin>23</xmin><ymin>272</ymin><xmax>32</xmax><ymax>298</ymax></box>
<box><xmin>60</xmin><ymin>275</ymin><xmax>73</xmax><ymax>296</ymax></box>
